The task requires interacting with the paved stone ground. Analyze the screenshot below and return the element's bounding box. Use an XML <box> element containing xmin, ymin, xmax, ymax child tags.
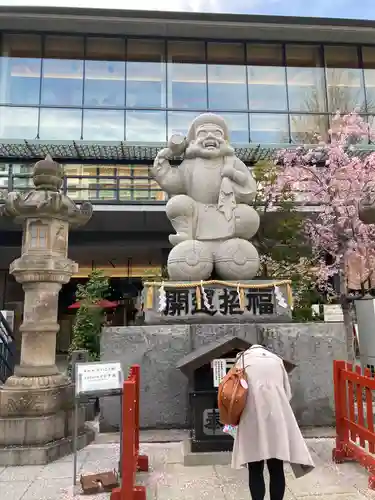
<box><xmin>1</xmin><ymin>436</ymin><xmax>375</xmax><ymax>500</ymax></box>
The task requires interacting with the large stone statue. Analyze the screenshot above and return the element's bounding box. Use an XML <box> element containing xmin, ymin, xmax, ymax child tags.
<box><xmin>152</xmin><ymin>113</ymin><xmax>260</xmax><ymax>281</ymax></box>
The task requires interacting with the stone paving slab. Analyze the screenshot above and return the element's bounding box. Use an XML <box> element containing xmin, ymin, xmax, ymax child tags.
<box><xmin>0</xmin><ymin>436</ymin><xmax>374</xmax><ymax>499</ymax></box>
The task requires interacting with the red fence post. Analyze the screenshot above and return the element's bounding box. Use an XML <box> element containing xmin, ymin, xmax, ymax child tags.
<box><xmin>111</xmin><ymin>365</ymin><xmax>149</xmax><ymax>500</ymax></box>
<box><xmin>110</xmin><ymin>379</ymin><xmax>136</xmax><ymax>500</ymax></box>
<box><xmin>133</xmin><ymin>365</ymin><xmax>140</xmax><ymax>456</ymax></box>
<box><xmin>332</xmin><ymin>359</ymin><xmax>375</xmax><ymax>489</ymax></box>
<box><xmin>332</xmin><ymin>360</ymin><xmax>350</xmax><ymax>463</ymax></box>
<box><xmin>133</xmin><ymin>364</ymin><xmax>149</xmax><ymax>473</ymax></box>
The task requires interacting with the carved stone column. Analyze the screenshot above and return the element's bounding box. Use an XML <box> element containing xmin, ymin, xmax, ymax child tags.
<box><xmin>0</xmin><ymin>155</ymin><xmax>94</xmax><ymax>465</ymax></box>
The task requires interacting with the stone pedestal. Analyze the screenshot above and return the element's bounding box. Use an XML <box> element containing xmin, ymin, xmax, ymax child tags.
<box><xmin>0</xmin><ymin>375</ymin><xmax>94</xmax><ymax>465</ymax></box>
<box><xmin>0</xmin><ymin>156</ymin><xmax>94</xmax><ymax>465</ymax></box>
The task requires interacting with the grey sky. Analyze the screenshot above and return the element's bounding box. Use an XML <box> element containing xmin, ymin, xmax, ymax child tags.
<box><xmin>0</xmin><ymin>0</ymin><xmax>374</xmax><ymax>20</ymax></box>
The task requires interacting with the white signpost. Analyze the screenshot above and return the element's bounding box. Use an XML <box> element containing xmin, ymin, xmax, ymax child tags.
<box><xmin>73</xmin><ymin>361</ymin><xmax>124</xmax><ymax>487</ymax></box>
<box><xmin>75</xmin><ymin>361</ymin><xmax>123</xmax><ymax>395</ymax></box>
<box><xmin>323</xmin><ymin>304</ymin><xmax>344</xmax><ymax>322</ymax></box>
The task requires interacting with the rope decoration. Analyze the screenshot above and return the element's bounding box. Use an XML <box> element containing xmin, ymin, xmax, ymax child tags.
<box><xmin>237</xmin><ymin>283</ymin><xmax>246</xmax><ymax>311</ymax></box>
<box><xmin>143</xmin><ymin>279</ymin><xmax>294</xmax><ymax>311</ymax></box>
<box><xmin>201</xmin><ymin>280</ymin><xmax>215</xmax><ymax>312</ymax></box>
<box><xmin>286</xmin><ymin>283</ymin><xmax>294</xmax><ymax>310</ymax></box>
<box><xmin>195</xmin><ymin>285</ymin><xmax>201</xmax><ymax>310</ymax></box>
<box><xmin>274</xmin><ymin>285</ymin><xmax>288</xmax><ymax>309</ymax></box>
<box><xmin>143</xmin><ymin>279</ymin><xmax>292</xmax><ymax>289</ymax></box>
<box><xmin>145</xmin><ymin>285</ymin><xmax>154</xmax><ymax>309</ymax></box>
<box><xmin>158</xmin><ymin>281</ymin><xmax>167</xmax><ymax>312</ymax></box>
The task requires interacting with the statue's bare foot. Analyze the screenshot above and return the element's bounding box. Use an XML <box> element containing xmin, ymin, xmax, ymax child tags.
<box><xmin>169</xmin><ymin>233</ymin><xmax>190</xmax><ymax>246</ymax></box>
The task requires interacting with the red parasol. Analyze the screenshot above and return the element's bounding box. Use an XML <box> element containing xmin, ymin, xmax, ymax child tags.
<box><xmin>68</xmin><ymin>299</ymin><xmax>118</xmax><ymax>310</ymax></box>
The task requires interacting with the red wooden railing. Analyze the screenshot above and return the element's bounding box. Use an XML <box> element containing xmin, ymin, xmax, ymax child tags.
<box><xmin>111</xmin><ymin>364</ymin><xmax>149</xmax><ymax>500</ymax></box>
<box><xmin>332</xmin><ymin>360</ymin><xmax>375</xmax><ymax>488</ymax></box>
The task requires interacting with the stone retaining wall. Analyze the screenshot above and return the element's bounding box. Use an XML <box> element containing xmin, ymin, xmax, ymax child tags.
<box><xmin>100</xmin><ymin>322</ymin><xmax>346</xmax><ymax>431</ymax></box>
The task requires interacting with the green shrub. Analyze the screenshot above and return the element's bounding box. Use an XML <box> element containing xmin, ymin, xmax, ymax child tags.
<box><xmin>69</xmin><ymin>270</ymin><xmax>110</xmax><ymax>361</ymax></box>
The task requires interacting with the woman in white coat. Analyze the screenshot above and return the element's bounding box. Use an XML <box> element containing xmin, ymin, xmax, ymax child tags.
<box><xmin>231</xmin><ymin>345</ymin><xmax>315</xmax><ymax>500</ymax></box>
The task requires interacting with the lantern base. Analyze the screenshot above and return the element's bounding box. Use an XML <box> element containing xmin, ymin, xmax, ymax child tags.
<box><xmin>0</xmin><ymin>380</ymin><xmax>95</xmax><ymax>465</ymax></box>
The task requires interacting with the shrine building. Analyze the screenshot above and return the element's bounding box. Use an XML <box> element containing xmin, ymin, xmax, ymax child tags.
<box><xmin>0</xmin><ymin>6</ymin><xmax>375</xmax><ymax>346</ymax></box>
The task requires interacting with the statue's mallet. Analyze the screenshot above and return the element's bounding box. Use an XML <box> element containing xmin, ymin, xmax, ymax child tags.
<box><xmin>168</xmin><ymin>134</ymin><xmax>187</xmax><ymax>156</ymax></box>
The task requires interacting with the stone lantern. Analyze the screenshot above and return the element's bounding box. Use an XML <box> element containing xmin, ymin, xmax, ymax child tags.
<box><xmin>0</xmin><ymin>155</ymin><xmax>93</xmax><ymax>465</ymax></box>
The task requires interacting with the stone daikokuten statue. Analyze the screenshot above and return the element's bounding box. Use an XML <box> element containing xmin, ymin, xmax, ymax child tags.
<box><xmin>152</xmin><ymin>113</ymin><xmax>260</xmax><ymax>281</ymax></box>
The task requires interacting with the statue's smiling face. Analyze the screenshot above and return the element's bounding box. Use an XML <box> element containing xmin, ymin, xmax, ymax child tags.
<box><xmin>184</xmin><ymin>119</ymin><xmax>234</xmax><ymax>159</ymax></box>
<box><xmin>196</xmin><ymin>123</ymin><xmax>224</xmax><ymax>151</ymax></box>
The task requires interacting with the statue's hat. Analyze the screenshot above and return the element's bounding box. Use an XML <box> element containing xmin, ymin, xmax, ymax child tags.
<box><xmin>186</xmin><ymin>113</ymin><xmax>229</xmax><ymax>142</ymax></box>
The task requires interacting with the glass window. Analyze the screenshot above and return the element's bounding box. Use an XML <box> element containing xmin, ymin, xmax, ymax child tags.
<box><xmin>290</xmin><ymin>114</ymin><xmax>329</xmax><ymax>143</ymax></box>
<box><xmin>250</xmin><ymin>113</ymin><xmax>289</xmax><ymax>143</ymax></box>
<box><xmin>126</xmin><ymin>39</ymin><xmax>166</xmax><ymax>108</ymax></box>
<box><xmin>0</xmin><ymin>106</ymin><xmax>38</xmax><ymax>139</ymax></box>
<box><xmin>64</xmin><ymin>164</ymin><xmax>98</xmax><ymax>201</ymax></box>
<box><xmin>118</xmin><ymin>165</ymin><xmax>132</xmax><ymax>201</ymax></box>
<box><xmin>83</xmin><ymin>109</ymin><xmax>125</xmax><ymax>140</ymax></box>
<box><xmin>41</xmin><ymin>36</ymin><xmax>84</xmax><ymax>107</ymax></box>
<box><xmin>126</xmin><ymin>110</ymin><xmax>166</xmax><ymax>142</ymax></box>
<box><xmin>325</xmin><ymin>46</ymin><xmax>365</xmax><ymax>113</ymax></box>
<box><xmin>0</xmin><ymin>164</ymin><xmax>9</xmax><ymax>174</ymax></box>
<box><xmin>220</xmin><ymin>113</ymin><xmax>249</xmax><ymax>143</ymax></box>
<box><xmin>167</xmin><ymin>41</ymin><xmax>207</xmax><ymax>110</ymax></box>
<box><xmin>167</xmin><ymin>111</ymin><xmax>201</xmax><ymax>137</ymax></box>
<box><xmin>118</xmin><ymin>165</ymin><xmax>162</xmax><ymax>201</ymax></box>
<box><xmin>207</xmin><ymin>43</ymin><xmax>247</xmax><ymax>111</ymax></box>
<box><xmin>12</xmin><ymin>164</ymin><xmax>34</xmax><ymax>190</ymax></box>
<box><xmin>332</xmin><ymin>113</ymin><xmax>369</xmax><ymax>144</ymax></box>
<box><xmin>363</xmin><ymin>47</ymin><xmax>375</xmax><ymax>114</ymax></box>
<box><xmin>0</xmin><ymin>186</ymin><xmax>7</xmax><ymax>200</ymax></box>
<box><xmin>29</xmin><ymin>223</ymin><xmax>48</xmax><ymax>249</ymax></box>
<box><xmin>0</xmin><ymin>163</ymin><xmax>9</xmax><ymax>199</ymax></box>
<box><xmin>39</xmin><ymin>108</ymin><xmax>82</xmax><ymax>140</ymax></box>
<box><xmin>286</xmin><ymin>45</ymin><xmax>326</xmax><ymax>112</ymax></box>
<box><xmin>84</xmin><ymin>37</ymin><xmax>125</xmax><ymax>108</ymax></box>
<box><xmin>0</xmin><ymin>34</ymin><xmax>42</xmax><ymax>106</ymax></box>
<box><xmin>169</xmin><ymin>111</ymin><xmax>249</xmax><ymax>143</ymax></box>
<box><xmin>247</xmin><ymin>44</ymin><xmax>287</xmax><ymax>111</ymax></box>
<box><xmin>97</xmin><ymin>166</ymin><xmax>117</xmax><ymax>201</ymax></box>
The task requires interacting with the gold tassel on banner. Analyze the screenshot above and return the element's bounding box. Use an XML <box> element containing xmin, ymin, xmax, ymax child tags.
<box><xmin>239</xmin><ymin>287</ymin><xmax>245</xmax><ymax>311</ymax></box>
<box><xmin>196</xmin><ymin>286</ymin><xmax>201</xmax><ymax>310</ymax></box>
<box><xmin>145</xmin><ymin>285</ymin><xmax>154</xmax><ymax>309</ymax></box>
<box><xmin>286</xmin><ymin>283</ymin><xmax>294</xmax><ymax>310</ymax></box>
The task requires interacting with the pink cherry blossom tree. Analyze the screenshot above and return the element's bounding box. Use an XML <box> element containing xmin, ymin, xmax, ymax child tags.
<box><xmin>275</xmin><ymin>112</ymin><xmax>375</xmax><ymax>361</ymax></box>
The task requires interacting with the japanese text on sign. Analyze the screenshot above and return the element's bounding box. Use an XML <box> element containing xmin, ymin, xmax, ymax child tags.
<box><xmin>163</xmin><ymin>287</ymin><xmax>275</xmax><ymax>317</ymax></box>
<box><xmin>75</xmin><ymin>361</ymin><xmax>123</xmax><ymax>396</ymax></box>
<box><xmin>202</xmin><ymin>408</ymin><xmax>224</xmax><ymax>435</ymax></box>
<box><xmin>212</xmin><ymin>359</ymin><xmax>227</xmax><ymax>387</ymax></box>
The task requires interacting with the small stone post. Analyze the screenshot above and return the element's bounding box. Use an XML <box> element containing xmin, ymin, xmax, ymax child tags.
<box><xmin>0</xmin><ymin>155</ymin><xmax>94</xmax><ymax>465</ymax></box>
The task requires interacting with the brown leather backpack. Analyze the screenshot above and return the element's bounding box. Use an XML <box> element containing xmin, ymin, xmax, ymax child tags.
<box><xmin>217</xmin><ymin>353</ymin><xmax>248</xmax><ymax>426</ymax></box>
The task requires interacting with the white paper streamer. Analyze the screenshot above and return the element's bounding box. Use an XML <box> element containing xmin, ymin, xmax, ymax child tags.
<box><xmin>201</xmin><ymin>280</ymin><xmax>215</xmax><ymax>311</ymax></box>
<box><xmin>274</xmin><ymin>285</ymin><xmax>288</xmax><ymax>309</ymax></box>
<box><xmin>158</xmin><ymin>281</ymin><xmax>167</xmax><ymax>312</ymax></box>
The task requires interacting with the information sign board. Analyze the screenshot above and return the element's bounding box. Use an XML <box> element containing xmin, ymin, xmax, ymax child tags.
<box><xmin>212</xmin><ymin>359</ymin><xmax>227</xmax><ymax>388</ymax></box>
<box><xmin>75</xmin><ymin>361</ymin><xmax>123</xmax><ymax>396</ymax></box>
